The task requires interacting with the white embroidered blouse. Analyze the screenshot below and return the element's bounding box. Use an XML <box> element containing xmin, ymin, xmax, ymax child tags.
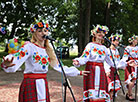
<box><xmin>104</xmin><ymin>48</ymin><xmax>127</xmax><ymax>73</ymax></box>
<box><xmin>2</xmin><ymin>42</ymin><xmax>80</xmax><ymax>76</ymax></box>
<box><xmin>74</xmin><ymin>42</ymin><xmax>115</xmax><ymax>67</ymax></box>
<box><xmin>121</xmin><ymin>46</ymin><xmax>138</xmax><ymax>62</ymax></box>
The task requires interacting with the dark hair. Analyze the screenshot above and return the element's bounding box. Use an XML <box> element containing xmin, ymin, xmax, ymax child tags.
<box><xmin>129</xmin><ymin>42</ymin><xmax>133</xmax><ymax>45</ymax></box>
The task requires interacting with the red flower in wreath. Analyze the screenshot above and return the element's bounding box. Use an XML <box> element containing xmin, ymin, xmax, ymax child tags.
<box><xmin>41</xmin><ymin>57</ymin><xmax>47</xmax><ymax>64</ymax></box>
<box><xmin>20</xmin><ymin>51</ymin><xmax>25</xmax><ymax>57</ymax></box>
<box><xmin>35</xmin><ymin>55</ymin><xmax>41</xmax><ymax>61</ymax></box>
<box><xmin>30</xmin><ymin>28</ymin><xmax>34</xmax><ymax>32</ymax></box>
<box><xmin>46</xmin><ymin>23</ymin><xmax>48</xmax><ymax>28</ymax></box>
<box><xmin>37</xmin><ymin>22</ymin><xmax>43</xmax><ymax>27</ymax></box>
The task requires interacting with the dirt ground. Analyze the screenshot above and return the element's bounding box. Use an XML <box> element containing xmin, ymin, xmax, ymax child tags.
<box><xmin>0</xmin><ymin>69</ymin><xmax>136</xmax><ymax>102</ymax></box>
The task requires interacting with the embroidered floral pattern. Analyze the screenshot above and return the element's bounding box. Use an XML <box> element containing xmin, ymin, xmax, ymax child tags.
<box><xmin>123</xmin><ymin>49</ymin><xmax>138</xmax><ymax>57</ymax></box>
<box><xmin>83</xmin><ymin>90</ymin><xmax>110</xmax><ymax>102</ymax></box>
<box><xmin>33</xmin><ymin>52</ymin><xmax>50</xmax><ymax>69</ymax></box>
<box><xmin>123</xmin><ymin>50</ymin><xmax>129</xmax><ymax>57</ymax></box>
<box><xmin>13</xmin><ymin>47</ymin><xmax>28</xmax><ymax>60</ymax></box>
<box><xmin>110</xmin><ymin>81</ymin><xmax>120</xmax><ymax>89</ymax></box>
<box><xmin>92</xmin><ymin>46</ymin><xmax>105</xmax><ymax>58</ymax></box>
<box><xmin>130</xmin><ymin>49</ymin><xmax>138</xmax><ymax>55</ymax></box>
<box><xmin>109</xmin><ymin>54</ymin><xmax>120</xmax><ymax>61</ymax></box>
<box><xmin>81</xmin><ymin>46</ymin><xmax>106</xmax><ymax>58</ymax></box>
<box><xmin>81</xmin><ymin>48</ymin><xmax>91</xmax><ymax>58</ymax></box>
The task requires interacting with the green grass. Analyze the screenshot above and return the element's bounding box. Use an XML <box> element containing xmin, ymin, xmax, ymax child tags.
<box><xmin>61</xmin><ymin>57</ymin><xmax>85</xmax><ymax>71</ymax></box>
<box><xmin>118</xmin><ymin>69</ymin><xmax>125</xmax><ymax>80</ymax></box>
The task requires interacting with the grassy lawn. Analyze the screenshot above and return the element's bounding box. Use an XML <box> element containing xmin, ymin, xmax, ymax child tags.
<box><xmin>0</xmin><ymin>51</ymin><xmax>125</xmax><ymax>80</ymax></box>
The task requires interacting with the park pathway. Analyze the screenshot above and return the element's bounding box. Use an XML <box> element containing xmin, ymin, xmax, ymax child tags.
<box><xmin>0</xmin><ymin>70</ymin><xmax>136</xmax><ymax>102</ymax></box>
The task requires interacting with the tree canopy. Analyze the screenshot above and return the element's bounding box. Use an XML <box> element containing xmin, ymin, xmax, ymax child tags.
<box><xmin>0</xmin><ymin>0</ymin><xmax>138</xmax><ymax>54</ymax></box>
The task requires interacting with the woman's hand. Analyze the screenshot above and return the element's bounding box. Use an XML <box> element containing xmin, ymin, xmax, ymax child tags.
<box><xmin>106</xmin><ymin>72</ymin><xmax>110</xmax><ymax>77</ymax></box>
<box><xmin>127</xmin><ymin>60</ymin><xmax>138</xmax><ymax>67</ymax></box>
<box><xmin>72</xmin><ymin>59</ymin><xmax>79</xmax><ymax>66</ymax></box>
<box><xmin>80</xmin><ymin>71</ymin><xmax>90</xmax><ymax>76</ymax></box>
<box><xmin>2</xmin><ymin>56</ymin><xmax>15</xmax><ymax>68</ymax></box>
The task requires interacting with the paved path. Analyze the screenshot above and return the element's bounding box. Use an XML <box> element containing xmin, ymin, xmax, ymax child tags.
<box><xmin>0</xmin><ymin>70</ymin><xmax>137</xmax><ymax>102</ymax></box>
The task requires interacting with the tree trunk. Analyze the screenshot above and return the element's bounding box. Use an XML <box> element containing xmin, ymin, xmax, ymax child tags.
<box><xmin>105</xmin><ymin>2</ymin><xmax>110</xmax><ymax>27</ymax></box>
<box><xmin>84</xmin><ymin>0</ymin><xmax>91</xmax><ymax>46</ymax></box>
<box><xmin>78</xmin><ymin>0</ymin><xmax>83</xmax><ymax>56</ymax></box>
<box><xmin>78</xmin><ymin>0</ymin><xmax>91</xmax><ymax>56</ymax></box>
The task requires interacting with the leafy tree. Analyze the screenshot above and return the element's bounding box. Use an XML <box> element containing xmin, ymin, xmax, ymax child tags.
<box><xmin>0</xmin><ymin>0</ymin><xmax>50</xmax><ymax>51</ymax></box>
<box><xmin>0</xmin><ymin>0</ymin><xmax>79</xmax><ymax>51</ymax></box>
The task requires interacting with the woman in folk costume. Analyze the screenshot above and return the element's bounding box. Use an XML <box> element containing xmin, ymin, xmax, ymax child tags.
<box><xmin>1</xmin><ymin>19</ymin><xmax>89</xmax><ymax>102</ymax></box>
<box><xmin>121</xmin><ymin>34</ymin><xmax>138</xmax><ymax>101</ymax></box>
<box><xmin>104</xmin><ymin>34</ymin><xmax>127</xmax><ymax>100</ymax></box>
<box><xmin>72</xmin><ymin>24</ymin><xmax>115</xmax><ymax>102</ymax></box>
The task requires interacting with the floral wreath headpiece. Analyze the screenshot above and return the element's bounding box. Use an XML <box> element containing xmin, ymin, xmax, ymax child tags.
<box><xmin>29</xmin><ymin>18</ymin><xmax>48</xmax><ymax>33</ymax></box>
<box><xmin>109</xmin><ymin>33</ymin><xmax>123</xmax><ymax>42</ymax></box>
<box><xmin>0</xmin><ymin>26</ymin><xmax>6</xmax><ymax>34</ymax></box>
<box><xmin>91</xmin><ymin>24</ymin><xmax>109</xmax><ymax>36</ymax></box>
<box><xmin>128</xmin><ymin>35</ymin><xmax>137</xmax><ymax>43</ymax></box>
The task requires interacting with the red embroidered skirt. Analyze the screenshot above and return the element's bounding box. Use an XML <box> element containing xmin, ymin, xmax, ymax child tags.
<box><xmin>125</xmin><ymin>65</ymin><xmax>136</xmax><ymax>84</ymax></box>
<box><xmin>83</xmin><ymin>62</ymin><xmax>109</xmax><ymax>102</ymax></box>
<box><xmin>107</xmin><ymin>67</ymin><xmax>121</xmax><ymax>93</ymax></box>
<box><xmin>19</xmin><ymin>73</ymin><xmax>50</xmax><ymax>102</ymax></box>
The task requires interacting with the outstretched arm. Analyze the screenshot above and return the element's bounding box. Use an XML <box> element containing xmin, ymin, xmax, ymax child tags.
<box><xmin>1</xmin><ymin>43</ymin><xmax>31</xmax><ymax>72</ymax></box>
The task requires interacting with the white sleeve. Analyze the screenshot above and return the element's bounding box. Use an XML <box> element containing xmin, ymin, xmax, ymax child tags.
<box><xmin>104</xmin><ymin>61</ymin><xmax>111</xmax><ymax>73</ymax></box>
<box><xmin>117</xmin><ymin>48</ymin><xmax>129</xmax><ymax>69</ymax></box>
<box><xmin>73</xmin><ymin>43</ymin><xmax>91</xmax><ymax>67</ymax></box>
<box><xmin>105</xmin><ymin>48</ymin><xmax>115</xmax><ymax>67</ymax></box>
<box><xmin>2</xmin><ymin>44</ymin><xmax>31</xmax><ymax>73</ymax></box>
<box><xmin>121</xmin><ymin>48</ymin><xmax>129</xmax><ymax>62</ymax></box>
<box><xmin>117</xmin><ymin>60</ymin><xmax>127</xmax><ymax>69</ymax></box>
<box><xmin>53</xmin><ymin>61</ymin><xmax>80</xmax><ymax>76</ymax></box>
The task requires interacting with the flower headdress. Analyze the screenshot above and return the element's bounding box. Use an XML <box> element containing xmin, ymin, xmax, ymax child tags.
<box><xmin>128</xmin><ymin>35</ymin><xmax>137</xmax><ymax>43</ymax></box>
<box><xmin>29</xmin><ymin>18</ymin><xmax>48</xmax><ymax>33</ymax></box>
<box><xmin>0</xmin><ymin>26</ymin><xmax>6</xmax><ymax>34</ymax></box>
<box><xmin>109</xmin><ymin>33</ymin><xmax>123</xmax><ymax>42</ymax></box>
<box><xmin>91</xmin><ymin>24</ymin><xmax>109</xmax><ymax>36</ymax></box>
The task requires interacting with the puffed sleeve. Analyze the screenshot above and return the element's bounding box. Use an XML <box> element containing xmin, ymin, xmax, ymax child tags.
<box><xmin>1</xmin><ymin>43</ymin><xmax>31</xmax><ymax>73</ymax></box>
<box><xmin>120</xmin><ymin>48</ymin><xmax>129</xmax><ymax>62</ymax></box>
<box><xmin>104</xmin><ymin>61</ymin><xmax>111</xmax><ymax>73</ymax></box>
<box><xmin>73</xmin><ymin>43</ymin><xmax>91</xmax><ymax>67</ymax></box>
<box><xmin>104</xmin><ymin>48</ymin><xmax>115</xmax><ymax>67</ymax></box>
<box><xmin>117</xmin><ymin>48</ymin><xmax>129</xmax><ymax>69</ymax></box>
<box><xmin>53</xmin><ymin>61</ymin><xmax>80</xmax><ymax>76</ymax></box>
<box><xmin>117</xmin><ymin>60</ymin><xmax>127</xmax><ymax>69</ymax></box>
<box><xmin>105</xmin><ymin>48</ymin><xmax>128</xmax><ymax>69</ymax></box>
